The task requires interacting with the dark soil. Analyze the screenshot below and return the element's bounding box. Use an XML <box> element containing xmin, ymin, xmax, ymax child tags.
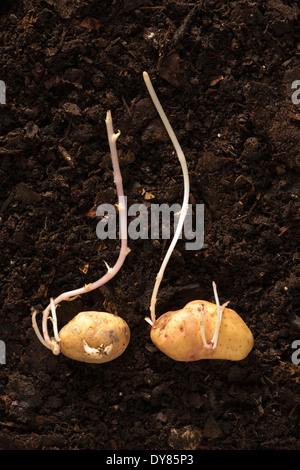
<box><xmin>0</xmin><ymin>0</ymin><xmax>300</xmax><ymax>451</ymax></box>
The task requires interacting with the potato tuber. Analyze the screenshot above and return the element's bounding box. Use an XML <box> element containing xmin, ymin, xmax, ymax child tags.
<box><xmin>143</xmin><ymin>71</ymin><xmax>254</xmax><ymax>362</ymax></box>
<box><xmin>59</xmin><ymin>311</ymin><xmax>130</xmax><ymax>364</ymax></box>
<box><xmin>150</xmin><ymin>300</ymin><xmax>254</xmax><ymax>362</ymax></box>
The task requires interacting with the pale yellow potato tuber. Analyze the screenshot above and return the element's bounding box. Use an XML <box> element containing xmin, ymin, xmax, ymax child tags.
<box><xmin>59</xmin><ymin>311</ymin><xmax>130</xmax><ymax>363</ymax></box>
<box><xmin>150</xmin><ymin>300</ymin><xmax>254</xmax><ymax>362</ymax></box>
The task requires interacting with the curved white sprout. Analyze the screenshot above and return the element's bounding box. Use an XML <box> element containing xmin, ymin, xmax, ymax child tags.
<box><xmin>32</xmin><ymin>111</ymin><xmax>128</xmax><ymax>355</ymax></box>
<box><xmin>143</xmin><ymin>72</ymin><xmax>227</xmax><ymax>350</ymax></box>
<box><xmin>143</xmin><ymin>71</ymin><xmax>190</xmax><ymax>325</ymax></box>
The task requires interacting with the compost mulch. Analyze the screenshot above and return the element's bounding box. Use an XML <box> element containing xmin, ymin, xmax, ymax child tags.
<box><xmin>0</xmin><ymin>0</ymin><xmax>299</xmax><ymax>451</ymax></box>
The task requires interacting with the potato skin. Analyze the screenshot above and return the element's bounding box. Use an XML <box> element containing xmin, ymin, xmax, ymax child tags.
<box><xmin>150</xmin><ymin>300</ymin><xmax>254</xmax><ymax>362</ymax></box>
<box><xmin>59</xmin><ymin>311</ymin><xmax>130</xmax><ymax>363</ymax></box>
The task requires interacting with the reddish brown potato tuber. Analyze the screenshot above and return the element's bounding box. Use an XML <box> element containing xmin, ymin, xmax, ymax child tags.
<box><xmin>59</xmin><ymin>311</ymin><xmax>130</xmax><ymax>363</ymax></box>
<box><xmin>150</xmin><ymin>300</ymin><xmax>254</xmax><ymax>362</ymax></box>
<box><xmin>143</xmin><ymin>73</ymin><xmax>254</xmax><ymax>363</ymax></box>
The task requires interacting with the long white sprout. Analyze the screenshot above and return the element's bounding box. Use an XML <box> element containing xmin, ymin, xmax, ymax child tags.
<box><xmin>143</xmin><ymin>72</ymin><xmax>227</xmax><ymax>349</ymax></box>
<box><xmin>32</xmin><ymin>110</ymin><xmax>128</xmax><ymax>355</ymax></box>
<box><xmin>143</xmin><ymin>72</ymin><xmax>190</xmax><ymax>325</ymax></box>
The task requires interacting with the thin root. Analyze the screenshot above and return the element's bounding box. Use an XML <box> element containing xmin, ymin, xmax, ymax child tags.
<box><xmin>32</xmin><ymin>309</ymin><xmax>51</xmax><ymax>350</ymax></box>
<box><xmin>50</xmin><ymin>298</ymin><xmax>60</xmax><ymax>344</ymax></box>
<box><xmin>201</xmin><ymin>282</ymin><xmax>230</xmax><ymax>350</ymax></box>
<box><xmin>145</xmin><ymin>316</ymin><xmax>154</xmax><ymax>327</ymax></box>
